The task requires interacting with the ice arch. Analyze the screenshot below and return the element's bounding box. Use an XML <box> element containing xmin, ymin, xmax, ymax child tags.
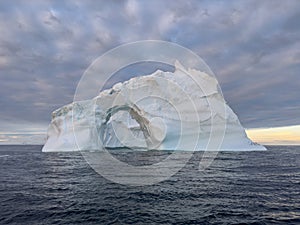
<box><xmin>99</xmin><ymin>104</ymin><xmax>166</xmax><ymax>150</ymax></box>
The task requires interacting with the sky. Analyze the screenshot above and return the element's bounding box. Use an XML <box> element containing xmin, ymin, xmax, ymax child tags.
<box><xmin>0</xmin><ymin>0</ymin><xmax>299</xmax><ymax>145</ymax></box>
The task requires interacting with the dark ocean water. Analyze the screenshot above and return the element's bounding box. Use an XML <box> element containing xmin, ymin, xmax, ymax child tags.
<box><xmin>0</xmin><ymin>145</ymin><xmax>300</xmax><ymax>225</ymax></box>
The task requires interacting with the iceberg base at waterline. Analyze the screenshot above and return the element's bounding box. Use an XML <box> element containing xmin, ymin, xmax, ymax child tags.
<box><xmin>42</xmin><ymin>61</ymin><xmax>266</xmax><ymax>152</ymax></box>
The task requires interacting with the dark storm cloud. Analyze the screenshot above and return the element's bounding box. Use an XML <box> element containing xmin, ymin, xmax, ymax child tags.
<box><xmin>0</xmin><ymin>0</ymin><xmax>300</xmax><ymax>142</ymax></box>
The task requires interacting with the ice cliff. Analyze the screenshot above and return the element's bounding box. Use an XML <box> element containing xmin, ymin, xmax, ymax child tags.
<box><xmin>42</xmin><ymin>61</ymin><xmax>266</xmax><ymax>152</ymax></box>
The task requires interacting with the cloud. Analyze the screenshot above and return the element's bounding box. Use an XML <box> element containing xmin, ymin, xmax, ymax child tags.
<box><xmin>0</xmin><ymin>0</ymin><xmax>299</xmax><ymax>144</ymax></box>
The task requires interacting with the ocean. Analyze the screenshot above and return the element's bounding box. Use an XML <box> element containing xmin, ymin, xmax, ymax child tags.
<box><xmin>0</xmin><ymin>145</ymin><xmax>300</xmax><ymax>224</ymax></box>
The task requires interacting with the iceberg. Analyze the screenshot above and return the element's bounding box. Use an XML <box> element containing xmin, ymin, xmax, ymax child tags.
<box><xmin>42</xmin><ymin>61</ymin><xmax>266</xmax><ymax>152</ymax></box>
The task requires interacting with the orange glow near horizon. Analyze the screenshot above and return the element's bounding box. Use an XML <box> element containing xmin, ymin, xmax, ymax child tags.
<box><xmin>246</xmin><ymin>125</ymin><xmax>300</xmax><ymax>145</ymax></box>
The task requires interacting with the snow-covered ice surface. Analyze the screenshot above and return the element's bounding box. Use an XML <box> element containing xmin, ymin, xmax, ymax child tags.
<box><xmin>42</xmin><ymin>61</ymin><xmax>266</xmax><ymax>152</ymax></box>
